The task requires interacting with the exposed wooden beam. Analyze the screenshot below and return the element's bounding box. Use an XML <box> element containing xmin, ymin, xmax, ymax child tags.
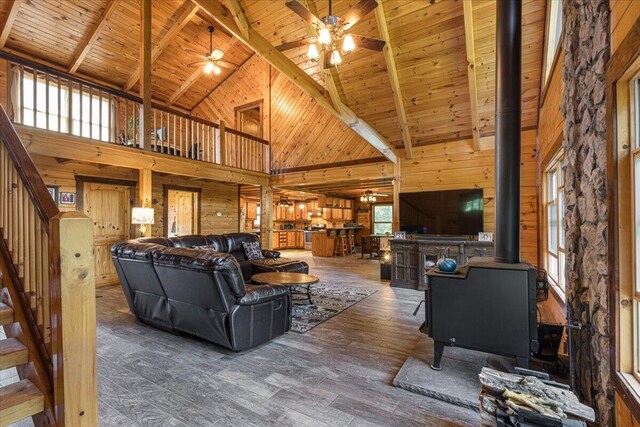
<box><xmin>225</xmin><ymin>0</ymin><xmax>249</xmax><ymax>40</ymax></box>
<box><xmin>0</xmin><ymin>0</ymin><xmax>23</xmax><ymax>48</ymax></box>
<box><xmin>167</xmin><ymin>66</ymin><xmax>205</xmax><ymax>105</ymax></box>
<box><xmin>374</xmin><ymin>4</ymin><xmax>413</xmax><ymax>159</ymax></box>
<box><xmin>193</xmin><ymin>0</ymin><xmax>397</xmax><ymax>163</ymax></box>
<box><xmin>140</xmin><ymin>0</ymin><xmax>152</xmax><ymax>151</ymax></box>
<box><xmin>463</xmin><ymin>0</ymin><xmax>481</xmax><ymax>151</ymax></box>
<box><xmin>68</xmin><ymin>0</ymin><xmax>119</xmax><ymax>73</ymax></box>
<box><xmin>124</xmin><ymin>1</ymin><xmax>199</xmax><ymax>91</ymax></box>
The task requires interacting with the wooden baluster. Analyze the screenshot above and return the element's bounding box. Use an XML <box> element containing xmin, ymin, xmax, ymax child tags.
<box><xmin>0</xmin><ymin>145</ymin><xmax>5</xmax><ymax>229</ymax></box>
<box><xmin>57</xmin><ymin>76</ymin><xmax>62</xmax><ymax>132</ymax></box>
<box><xmin>34</xmin><ymin>209</ymin><xmax>43</xmax><ymax>327</ymax></box>
<box><xmin>173</xmin><ymin>114</ymin><xmax>176</xmax><ymax>155</ymax></box>
<box><xmin>42</xmin><ymin>225</ymin><xmax>50</xmax><ymax>344</ymax></box>
<box><xmin>17</xmin><ymin>179</ymin><xmax>25</xmax><ymax>282</ymax></box>
<box><xmin>28</xmin><ymin>201</ymin><xmax>36</xmax><ymax>308</ymax></box>
<box><xmin>45</xmin><ymin>72</ymin><xmax>50</xmax><ymax>130</ymax></box>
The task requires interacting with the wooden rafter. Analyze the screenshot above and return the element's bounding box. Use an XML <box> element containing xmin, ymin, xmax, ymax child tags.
<box><xmin>374</xmin><ymin>4</ymin><xmax>412</xmax><ymax>159</ymax></box>
<box><xmin>124</xmin><ymin>1</ymin><xmax>199</xmax><ymax>91</ymax></box>
<box><xmin>463</xmin><ymin>0</ymin><xmax>481</xmax><ymax>151</ymax></box>
<box><xmin>0</xmin><ymin>0</ymin><xmax>23</xmax><ymax>48</ymax></box>
<box><xmin>167</xmin><ymin>66</ymin><xmax>205</xmax><ymax>105</ymax></box>
<box><xmin>225</xmin><ymin>0</ymin><xmax>249</xmax><ymax>40</ymax></box>
<box><xmin>193</xmin><ymin>0</ymin><xmax>397</xmax><ymax>163</ymax></box>
<box><xmin>68</xmin><ymin>0</ymin><xmax>119</xmax><ymax>73</ymax></box>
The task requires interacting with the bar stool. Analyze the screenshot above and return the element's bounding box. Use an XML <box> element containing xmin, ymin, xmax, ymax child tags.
<box><xmin>334</xmin><ymin>235</ymin><xmax>348</xmax><ymax>256</ymax></box>
<box><xmin>347</xmin><ymin>231</ymin><xmax>356</xmax><ymax>255</ymax></box>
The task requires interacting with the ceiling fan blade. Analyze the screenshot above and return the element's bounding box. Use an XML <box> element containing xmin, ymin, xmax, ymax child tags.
<box><xmin>285</xmin><ymin>0</ymin><xmax>325</xmax><ymax>28</ymax></box>
<box><xmin>351</xmin><ymin>34</ymin><xmax>386</xmax><ymax>51</ymax></box>
<box><xmin>187</xmin><ymin>61</ymin><xmax>206</xmax><ymax>67</ymax></box>
<box><xmin>342</xmin><ymin>0</ymin><xmax>379</xmax><ymax>30</ymax></box>
<box><xmin>217</xmin><ymin>61</ymin><xmax>239</xmax><ymax>69</ymax></box>
<box><xmin>184</xmin><ymin>48</ymin><xmax>204</xmax><ymax>56</ymax></box>
<box><xmin>276</xmin><ymin>38</ymin><xmax>309</xmax><ymax>52</ymax></box>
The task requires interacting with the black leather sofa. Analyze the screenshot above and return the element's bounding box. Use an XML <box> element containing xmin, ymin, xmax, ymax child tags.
<box><xmin>136</xmin><ymin>233</ymin><xmax>309</xmax><ymax>282</ymax></box>
<box><xmin>111</xmin><ymin>241</ymin><xmax>292</xmax><ymax>351</ymax></box>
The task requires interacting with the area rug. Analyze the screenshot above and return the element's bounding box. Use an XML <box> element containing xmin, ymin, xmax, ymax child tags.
<box><xmin>290</xmin><ymin>283</ymin><xmax>377</xmax><ymax>333</ymax></box>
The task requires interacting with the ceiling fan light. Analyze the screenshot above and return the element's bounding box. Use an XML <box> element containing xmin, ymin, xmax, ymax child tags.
<box><xmin>318</xmin><ymin>28</ymin><xmax>332</xmax><ymax>45</ymax></box>
<box><xmin>342</xmin><ymin>34</ymin><xmax>355</xmax><ymax>52</ymax></box>
<box><xmin>307</xmin><ymin>43</ymin><xmax>320</xmax><ymax>61</ymax></box>
<box><xmin>213</xmin><ymin>65</ymin><xmax>222</xmax><ymax>75</ymax></box>
<box><xmin>204</xmin><ymin>61</ymin><xmax>214</xmax><ymax>74</ymax></box>
<box><xmin>330</xmin><ymin>50</ymin><xmax>342</xmax><ymax>65</ymax></box>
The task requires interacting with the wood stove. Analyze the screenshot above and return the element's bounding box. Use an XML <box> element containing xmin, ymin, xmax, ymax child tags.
<box><xmin>424</xmin><ymin>0</ymin><xmax>539</xmax><ymax>370</ymax></box>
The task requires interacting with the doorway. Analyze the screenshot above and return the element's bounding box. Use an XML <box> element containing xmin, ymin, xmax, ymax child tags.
<box><xmin>235</xmin><ymin>100</ymin><xmax>263</xmax><ymax>138</ymax></box>
<box><xmin>78</xmin><ymin>178</ymin><xmax>133</xmax><ymax>287</ymax></box>
<box><xmin>164</xmin><ymin>185</ymin><xmax>201</xmax><ymax>237</ymax></box>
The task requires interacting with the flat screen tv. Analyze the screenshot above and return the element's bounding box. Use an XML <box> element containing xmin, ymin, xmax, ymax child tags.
<box><xmin>399</xmin><ymin>189</ymin><xmax>484</xmax><ymax>236</ymax></box>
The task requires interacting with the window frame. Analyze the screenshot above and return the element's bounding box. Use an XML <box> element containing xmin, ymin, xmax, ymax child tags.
<box><xmin>543</xmin><ymin>150</ymin><xmax>566</xmax><ymax>301</ymax></box>
<box><xmin>371</xmin><ymin>203</ymin><xmax>393</xmax><ymax>236</ymax></box>
<box><xmin>609</xmin><ymin>20</ymin><xmax>640</xmax><ymax>417</ymax></box>
<box><xmin>539</xmin><ymin>0</ymin><xmax>564</xmax><ymax>105</ymax></box>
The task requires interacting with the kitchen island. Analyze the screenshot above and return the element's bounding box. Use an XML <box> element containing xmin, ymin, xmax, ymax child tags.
<box><xmin>311</xmin><ymin>226</ymin><xmax>363</xmax><ymax>257</ymax></box>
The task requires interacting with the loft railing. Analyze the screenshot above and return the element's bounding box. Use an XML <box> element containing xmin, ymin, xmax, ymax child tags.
<box><xmin>5</xmin><ymin>58</ymin><xmax>270</xmax><ymax>174</ymax></box>
<box><xmin>0</xmin><ymin>104</ymin><xmax>97</xmax><ymax>425</ymax></box>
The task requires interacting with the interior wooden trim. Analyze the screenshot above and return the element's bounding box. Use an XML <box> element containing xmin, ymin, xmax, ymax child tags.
<box><xmin>539</xmin><ymin>0</ymin><xmax>563</xmax><ymax>107</ymax></box>
<box><xmin>606</xmin><ymin>15</ymin><xmax>640</xmax><ymax>419</ymax></box>
<box><xmin>74</xmin><ymin>175</ymin><xmax>136</xmax><ymax>212</ymax></box>
<box><xmin>234</xmin><ymin>99</ymin><xmax>264</xmax><ymax>139</ymax></box>
<box><xmin>271</xmin><ymin>156</ymin><xmax>389</xmax><ymax>175</ymax></box>
<box><xmin>162</xmin><ymin>184</ymin><xmax>203</xmax><ymax>236</ymax></box>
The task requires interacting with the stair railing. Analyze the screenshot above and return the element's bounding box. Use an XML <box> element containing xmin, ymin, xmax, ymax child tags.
<box><xmin>0</xmin><ymin>104</ymin><xmax>97</xmax><ymax>426</ymax></box>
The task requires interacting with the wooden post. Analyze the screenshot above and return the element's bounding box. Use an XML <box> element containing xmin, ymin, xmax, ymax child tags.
<box><xmin>260</xmin><ymin>185</ymin><xmax>273</xmax><ymax>249</ymax></box>
<box><xmin>138</xmin><ymin>168</ymin><xmax>152</xmax><ymax>237</ymax></box>
<box><xmin>218</xmin><ymin>119</ymin><xmax>226</xmax><ymax>166</ymax></box>
<box><xmin>393</xmin><ymin>160</ymin><xmax>401</xmax><ymax>232</ymax></box>
<box><xmin>50</xmin><ymin>211</ymin><xmax>97</xmax><ymax>427</ymax></box>
<box><xmin>139</xmin><ymin>0</ymin><xmax>152</xmax><ymax>151</ymax></box>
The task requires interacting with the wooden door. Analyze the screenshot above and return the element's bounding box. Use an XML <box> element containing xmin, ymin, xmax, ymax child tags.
<box><xmin>82</xmin><ymin>182</ymin><xmax>131</xmax><ymax>287</ymax></box>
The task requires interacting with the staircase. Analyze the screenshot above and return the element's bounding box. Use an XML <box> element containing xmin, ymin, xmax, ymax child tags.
<box><xmin>0</xmin><ymin>104</ymin><xmax>97</xmax><ymax>426</ymax></box>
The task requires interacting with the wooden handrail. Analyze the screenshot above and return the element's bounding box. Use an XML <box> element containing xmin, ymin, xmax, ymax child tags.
<box><xmin>225</xmin><ymin>127</ymin><xmax>270</xmax><ymax>145</ymax></box>
<box><xmin>0</xmin><ymin>106</ymin><xmax>59</xmax><ymax>226</ymax></box>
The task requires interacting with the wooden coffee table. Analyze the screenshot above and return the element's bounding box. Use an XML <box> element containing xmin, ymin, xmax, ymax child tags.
<box><xmin>251</xmin><ymin>272</ymin><xmax>319</xmax><ymax>305</ymax></box>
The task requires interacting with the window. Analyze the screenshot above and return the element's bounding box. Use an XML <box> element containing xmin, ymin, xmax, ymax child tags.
<box><xmin>372</xmin><ymin>204</ymin><xmax>393</xmax><ymax>235</ymax></box>
<box><xmin>164</xmin><ymin>186</ymin><xmax>200</xmax><ymax>237</ymax></box>
<box><xmin>615</xmin><ymin>56</ymin><xmax>640</xmax><ymax>395</ymax></box>
<box><xmin>10</xmin><ymin>64</ymin><xmax>112</xmax><ymax>142</ymax></box>
<box><xmin>544</xmin><ymin>151</ymin><xmax>566</xmax><ymax>299</ymax></box>
<box><xmin>542</xmin><ymin>0</ymin><xmax>563</xmax><ymax>84</ymax></box>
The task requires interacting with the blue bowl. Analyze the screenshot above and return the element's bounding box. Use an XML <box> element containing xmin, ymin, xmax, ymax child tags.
<box><xmin>436</xmin><ymin>257</ymin><xmax>457</xmax><ymax>272</ymax></box>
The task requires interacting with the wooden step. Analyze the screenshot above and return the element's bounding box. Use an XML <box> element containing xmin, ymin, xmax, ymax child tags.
<box><xmin>0</xmin><ymin>303</ymin><xmax>13</xmax><ymax>326</ymax></box>
<box><xmin>0</xmin><ymin>337</ymin><xmax>28</xmax><ymax>370</ymax></box>
<box><xmin>0</xmin><ymin>379</ymin><xmax>44</xmax><ymax>427</ymax></box>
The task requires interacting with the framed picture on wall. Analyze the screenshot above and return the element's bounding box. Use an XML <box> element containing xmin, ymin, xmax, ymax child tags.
<box><xmin>47</xmin><ymin>186</ymin><xmax>58</xmax><ymax>205</ymax></box>
<box><xmin>60</xmin><ymin>192</ymin><xmax>76</xmax><ymax>205</ymax></box>
<box><xmin>394</xmin><ymin>231</ymin><xmax>407</xmax><ymax>239</ymax></box>
<box><xmin>478</xmin><ymin>232</ymin><xmax>494</xmax><ymax>242</ymax></box>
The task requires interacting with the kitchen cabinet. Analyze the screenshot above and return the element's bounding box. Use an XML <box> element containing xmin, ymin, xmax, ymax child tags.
<box><xmin>272</xmin><ymin>231</ymin><xmax>304</xmax><ymax>249</ymax></box>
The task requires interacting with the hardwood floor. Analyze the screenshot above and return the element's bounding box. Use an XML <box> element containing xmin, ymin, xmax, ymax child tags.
<box><xmin>96</xmin><ymin>250</ymin><xmax>479</xmax><ymax>426</ymax></box>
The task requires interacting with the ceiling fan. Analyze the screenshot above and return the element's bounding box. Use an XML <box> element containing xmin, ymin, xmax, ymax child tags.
<box><xmin>360</xmin><ymin>190</ymin><xmax>388</xmax><ymax>203</ymax></box>
<box><xmin>278</xmin><ymin>0</ymin><xmax>386</xmax><ymax>67</ymax></box>
<box><xmin>187</xmin><ymin>26</ymin><xmax>239</xmax><ymax>75</ymax></box>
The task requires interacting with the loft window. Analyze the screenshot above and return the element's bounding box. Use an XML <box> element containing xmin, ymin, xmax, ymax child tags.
<box><xmin>542</xmin><ymin>0</ymin><xmax>563</xmax><ymax>84</ymax></box>
<box><xmin>372</xmin><ymin>204</ymin><xmax>393</xmax><ymax>235</ymax></box>
<box><xmin>9</xmin><ymin>63</ymin><xmax>113</xmax><ymax>142</ymax></box>
<box><xmin>544</xmin><ymin>151</ymin><xmax>566</xmax><ymax>300</ymax></box>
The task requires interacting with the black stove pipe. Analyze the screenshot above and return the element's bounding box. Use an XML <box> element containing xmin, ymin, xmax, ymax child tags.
<box><xmin>494</xmin><ymin>0</ymin><xmax>522</xmax><ymax>264</ymax></box>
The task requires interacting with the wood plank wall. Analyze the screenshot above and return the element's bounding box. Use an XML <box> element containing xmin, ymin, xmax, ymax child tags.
<box><xmin>29</xmin><ymin>154</ymin><xmax>239</xmax><ymax>236</ymax></box>
<box><xmin>397</xmin><ymin>130</ymin><xmax>538</xmax><ymax>263</ymax></box>
<box><xmin>191</xmin><ymin>55</ymin><xmax>381</xmax><ymax>171</ymax></box>
<box><xmin>610</xmin><ymin>1</ymin><xmax>640</xmax><ymax>422</ymax></box>
<box><xmin>537</xmin><ymin>50</ymin><xmax>565</xmax><ymax>166</ymax></box>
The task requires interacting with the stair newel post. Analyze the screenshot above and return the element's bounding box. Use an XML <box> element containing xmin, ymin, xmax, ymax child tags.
<box><xmin>49</xmin><ymin>211</ymin><xmax>97</xmax><ymax>426</ymax></box>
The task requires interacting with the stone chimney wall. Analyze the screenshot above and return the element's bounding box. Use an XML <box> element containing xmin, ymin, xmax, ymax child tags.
<box><xmin>561</xmin><ymin>0</ymin><xmax>612</xmax><ymax>424</ymax></box>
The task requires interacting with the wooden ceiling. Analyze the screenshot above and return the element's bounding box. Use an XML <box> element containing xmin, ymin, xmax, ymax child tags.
<box><xmin>0</xmin><ymin>0</ymin><xmax>547</xmax><ymax>166</ymax></box>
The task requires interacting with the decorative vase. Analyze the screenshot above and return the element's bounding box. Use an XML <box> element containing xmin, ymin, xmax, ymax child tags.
<box><xmin>436</xmin><ymin>251</ymin><xmax>457</xmax><ymax>272</ymax></box>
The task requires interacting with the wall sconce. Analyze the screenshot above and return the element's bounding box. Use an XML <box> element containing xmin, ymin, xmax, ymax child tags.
<box><xmin>132</xmin><ymin>207</ymin><xmax>155</xmax><ymax>236</ymax></box>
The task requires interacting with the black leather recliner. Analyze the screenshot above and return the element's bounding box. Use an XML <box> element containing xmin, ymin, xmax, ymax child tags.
<box><xmin>137</xmin><ymin>233</ymin><xmax>309</xmax><ymax>282</ymax></box>
<box><xmin>111</xmin><ymin>241</ymin><xmax>291</xmax><ymax>351</ymax></box>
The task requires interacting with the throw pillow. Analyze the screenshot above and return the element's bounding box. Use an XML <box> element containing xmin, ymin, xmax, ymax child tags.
<box><xmin>242</xmin><ymin>241</ymin><xmax>264</xmax><ymax>260</ymax></box>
